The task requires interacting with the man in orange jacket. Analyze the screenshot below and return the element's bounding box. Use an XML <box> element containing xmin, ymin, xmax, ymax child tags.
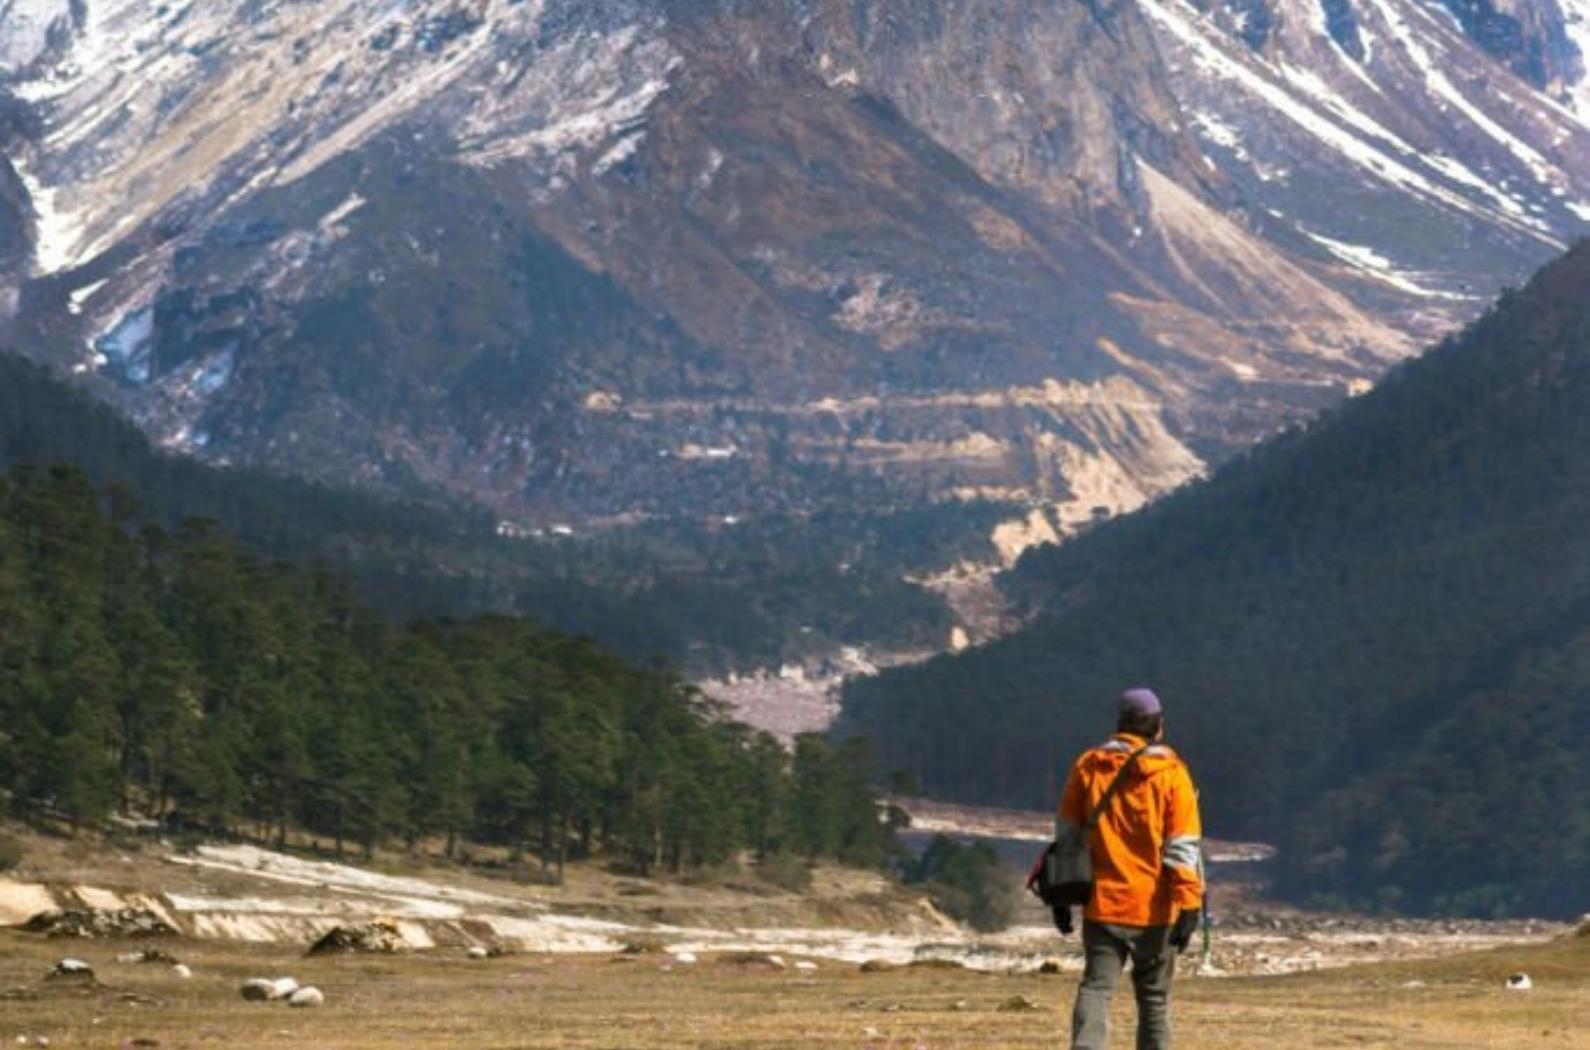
<box><xmin>1057</xmin><ymin>687</ymin><xmax>1203</xmax><ymax>1050</ymax></box>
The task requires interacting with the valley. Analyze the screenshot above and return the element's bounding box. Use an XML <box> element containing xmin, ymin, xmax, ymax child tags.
<box><xmin>0</xmin><ymin>7</ymin><xmax>1586</xmax><ymax>1035</ymax></box>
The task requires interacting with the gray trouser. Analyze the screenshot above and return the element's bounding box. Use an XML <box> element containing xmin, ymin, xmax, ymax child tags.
<box><xmin>1071</xmin><ymin>919</ymin><xmax>1176</xmax><ymax>1050</ymax></box>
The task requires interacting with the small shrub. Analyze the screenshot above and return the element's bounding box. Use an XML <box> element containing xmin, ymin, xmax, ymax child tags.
<box><xmin>902</xmin><ymin>835</ymin><xmax>1015</xmax><ymax>933</ymax></box>
<box><xmin>678</xmin><ymin>858</ymin><xmax>744</xmax><ymax>888</ymax></box>
<box><xmin>756</xmin><ymin>851</ymin><xmax>813</xmax><ymax>893</ymax></box>
<box><xmin>0</xmin><ymin>833</ymin><xmax>23</xmax><ymax>873</ymax></box>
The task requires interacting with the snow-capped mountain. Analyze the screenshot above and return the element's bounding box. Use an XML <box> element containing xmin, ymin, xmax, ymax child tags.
<box><xmin>0</xmin><ymin>0</ymin><xmax>1586</xmax><ymax>529</ymax></box>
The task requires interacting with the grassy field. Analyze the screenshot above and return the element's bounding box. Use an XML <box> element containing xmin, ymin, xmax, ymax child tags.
<box><xmin>2</xmin><ymin>930</ymin><xmax>1586</xmax><ymax>1049</ymax></box>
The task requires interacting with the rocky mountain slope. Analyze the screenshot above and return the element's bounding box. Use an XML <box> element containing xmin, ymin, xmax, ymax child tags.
<box><xmin>839</xmin><ymin>241</ymin><xmax>1590</xmax><ymax>916</ymax></box>
<box><xmin>1</xmin><ymin>0</ymin><xmax>1584</xmax><ymax>535</ymax></box>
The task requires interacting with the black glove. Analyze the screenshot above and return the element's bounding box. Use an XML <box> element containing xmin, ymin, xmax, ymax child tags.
<box><xmin>1170</xmin><ymin>908</ymin><xmax>1200</xmax><ymax>954</ymax></box>
<box><xmin>1051</xmin><ymin>905</ymin><xmax>1074</xmax><ymax>936</ymax></box>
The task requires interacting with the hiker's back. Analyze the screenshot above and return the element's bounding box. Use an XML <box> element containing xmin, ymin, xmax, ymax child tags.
<box><xmin>1060</xmin><ymin>736</ymin><xmax>1200</xmax><ymax>928</ymax></box>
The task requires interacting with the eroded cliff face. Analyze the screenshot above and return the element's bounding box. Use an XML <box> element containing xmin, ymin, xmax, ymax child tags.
<box><xmin>0</xmin><ymin>0</ymin><xmax>1584</xmax><ymax>530</ymax></box>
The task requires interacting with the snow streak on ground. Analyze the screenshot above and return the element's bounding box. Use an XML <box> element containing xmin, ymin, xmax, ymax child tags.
<box><xmin>168</xmin><ymin>845</ymin><xmax>533</xmax><ymax>913</ymax></box>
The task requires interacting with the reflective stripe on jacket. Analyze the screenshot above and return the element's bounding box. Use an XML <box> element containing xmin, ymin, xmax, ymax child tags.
<box><xmin>1058</xmin><ymin>732</ymin><xmax>1203</xmax><ymax>927</ymax></box>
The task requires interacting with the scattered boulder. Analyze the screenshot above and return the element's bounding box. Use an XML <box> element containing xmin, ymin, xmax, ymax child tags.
<box><xmin>25</xmin><ymin>909</ymin><xmax>176</xmax><ymax>939</ymax></box>
<box><xmin>171</xmin><ymin>965</ymin><xmax>192</xmax><ymax>980</ymax></box>
<box><xmin>239</xmin><ymin>980</ymin><xmax>275</xmax><ymax>1002</ymax></box>
<box><xmin>1505</xmin><ymin>973</ymin><xmax>1533</xmax><ymax>991</ymax></box>
<box><xmin>718</xmin><ymin>952</ymin><xmax>786</xmax><ymax>972</ymax></box>
<box><xmin>287</xmin><ymin>987</ymin><xmax>325</xmax><ymax>1009</ymax></box>
<box><xmin>859</xmin><ymin>960</ymin><xmax>896</xmax><ymax>974</ymax></box>
<box><xmin>998</xmin><ymin>994</ymin><xmax>1041</xmax><ymax>1012</ymax></box>
<box><xmin>1036</xmin><ymin>959</ymin><xmax>1065</xmax><ymax>975</ymax></box>
<box><xmin>307</xmin><ymin>920</ymin><xmax>404</xmax><ymax>956</ymax></box>
<box><xmin>115</xmin><ymin>949</ymin><xmax>180</xmax><ymax>966</ymax></box>
<box><xmin>671</xmin><ymin>951</ymin><xmax>698</xmax><ymax>965</ymax></box>
<box><xmin>44</xmin><ymin>959</ymin><xmax>94</xmax><ymax>982</ymax></box>
<box><xmin>908</xmin><ymin>958</ymin><xmax>965</xmax><ymax>971</ymax></box>
<box><xmin>466</xmin><ymin>945</ymin><xmax>511</xmax><ymax>959</ymax></box>
<box><xmin>239</xmin><ymin>977</ymin><xmax>300</xmax><ymax>1002</ymax></box>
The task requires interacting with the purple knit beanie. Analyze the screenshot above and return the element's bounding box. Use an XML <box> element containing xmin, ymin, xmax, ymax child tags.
<box><xmin>1119</xmin><ymin>687</ymin><xmax>1163</xmax><ymax>719</ymax></box>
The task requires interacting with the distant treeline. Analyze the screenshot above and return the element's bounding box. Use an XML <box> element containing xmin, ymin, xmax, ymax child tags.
<box><xmin>0</xmin><ymin>464</ymin><xmax>895</xmax><ymax>873</ymax></box>
<box><xmin>0</xmin><ymin>350</ymin><xmax>984</xmax><ymax>673</ymax></box>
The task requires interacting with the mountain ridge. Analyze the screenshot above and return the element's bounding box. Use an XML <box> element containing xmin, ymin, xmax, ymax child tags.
<box><xmin>2</xmin><ymin>0</ymin><xmax>1585</xmax><ymax>535</ymax></box>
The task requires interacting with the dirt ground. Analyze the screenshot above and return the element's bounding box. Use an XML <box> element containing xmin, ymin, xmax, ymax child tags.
<box><xmin>2</xmin><ymin>930</ymin><xmax>1586</xmax><ymax>1049</ymax></box>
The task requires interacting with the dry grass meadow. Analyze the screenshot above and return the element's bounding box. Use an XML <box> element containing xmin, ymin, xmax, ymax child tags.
<box><xmin>2</xmin><ymin>928</ymin><xmax>1586</xmax><ymax>1049</ymax></box>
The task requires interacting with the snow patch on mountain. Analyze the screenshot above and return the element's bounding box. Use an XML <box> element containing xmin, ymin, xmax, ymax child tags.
<box><xmin>1357</xmin><ymin>0</ymin><xmax>1571</xmax><ymax>195</ymax></box>
<box><xmin>1293</xmin><ymin>225</ymin><xmax>1479</xmax><ymax>300</ymax></box>
<box><xmin>455</xmin><ymin>24</ymin><xmax>680</xmax><ymax>173</ymax></box>
<box><xmin>11</xmin><ymin>158</ymin><xmax>91</xmax><ymax>275</ymax></box>
<box><xmin>0</xmin><ymin>0</ymin><xmax>74</xmax><ymax>73</ymax></box>
<box><xmin>1142</xmin><ymin>0</ymin><xmax>1555</xmax><ymax>241</ymax></box>
<box><xmin>7</xmin><ymin>0</ymin><xmax>680</xmax><ymax>277</ymax></box>
<box><xmin>1563</xmin><ymin>0</ymin><xmax>1590</xmax><ymax>121</ymax></box>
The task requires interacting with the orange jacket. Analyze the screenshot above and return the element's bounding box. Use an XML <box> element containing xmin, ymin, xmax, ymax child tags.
<box><xmin>1058</xmin><ymin>732</ymin><xmax>1203</xmax><ymax>928</ymax></box>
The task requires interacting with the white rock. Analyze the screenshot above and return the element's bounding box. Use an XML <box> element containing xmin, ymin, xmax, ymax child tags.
<box><xmin>287</xmin><ymin>987</ymin><xmax>325</xmax><ymax>1008</ymax></box>
<box><xmin>467</xmin><ymin>946</ymin><xmax>489</xmax><ymax>960</ymax></box>
<box><xmin>794</xmin><ymin>960</ymin><xmax>818</xmax><ymax>971</ymax></box>
<box><xmin>54</xmin><ymin>959</ymin><xmax>91</xmax><ymax>975</ymax></box>
<box><xmin>1505</xmin><ymin>973</ymin><xmax>1532</xmax><ymax>991</ymax></box>
<box><xmin>172</xmin><ymin>964</ymin><xmax>193</xmax><ymax>979</ymax></box>
<box><xmin>269</xmin><ymin>977</ymin><xmax>300</xmax><ymax>1000</ymax></box>
<box><xmin>673</xmin><ymin>951</ymin><xmax>697</xmax><ymax>965</ymax></box>
<box><xmin>1401</xmin><ymin>980</ymin><xmax>1427</xmax><ymax>989</ymax></box>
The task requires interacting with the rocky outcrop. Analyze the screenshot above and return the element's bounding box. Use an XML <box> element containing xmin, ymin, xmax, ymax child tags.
<box><xmin>22</xmin><ymin>908</ymin><xmax>177</xmax><ymax>939</ymax></box>
<box><xmin>306</xmin><ymin>920</ymin><xmax>406</xmax><ymax>956</ymax></box>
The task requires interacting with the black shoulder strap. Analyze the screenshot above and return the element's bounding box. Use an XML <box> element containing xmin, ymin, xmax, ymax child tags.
<box><xmin>1083</xmin><ymin>744</ymin><xmax>1151</xmax><ymax>833</ymax></box>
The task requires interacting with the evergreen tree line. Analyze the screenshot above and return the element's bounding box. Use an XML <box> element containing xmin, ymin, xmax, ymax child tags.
<box><xmin>0</xmin><ymin>350</ymin><xmax>972</xmax><ymax>673</ymax></box>
<box><xmin>840</xmin><ymin>241</ymin><xmax>1590</xmax><ymax>917</ymax></box>
<box><xmin>0</xmin><ymin>464</ymin><xmax>895</xmax><ymax>874</ymax></box>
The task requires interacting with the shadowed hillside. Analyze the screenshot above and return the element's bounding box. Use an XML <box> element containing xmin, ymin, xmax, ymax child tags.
<box><xmin>839</xmin><ymin>241</ymin><xmax>1590</xmax><ymax>917</ymax></box>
